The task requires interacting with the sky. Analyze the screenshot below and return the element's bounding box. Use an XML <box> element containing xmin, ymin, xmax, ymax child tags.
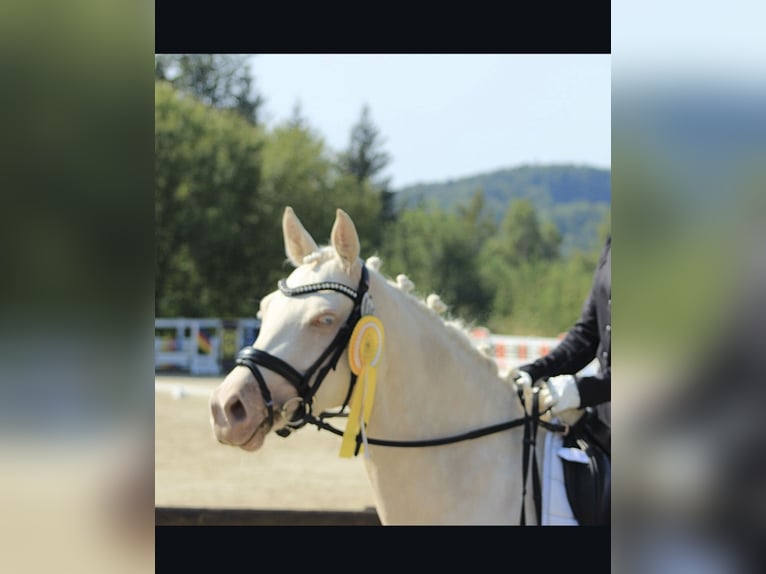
<box><xmin>611</xmin><ymin>0</ymin><xmax>766</xmax><ymax>87</ymax></box>
<box><xmin>248</xmin><ymin>54</ymin><xmax>611</xmax><ymax>190</ymax></box>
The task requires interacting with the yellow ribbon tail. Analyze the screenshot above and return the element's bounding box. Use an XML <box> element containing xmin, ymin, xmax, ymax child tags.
<box><xmin>340</xmin><ymin>316</ymin><xmax>384</xmax><ymax>458</ymax></box>
<box><xmin>339</xmin><ymin>371</ymin><xmax>366</xmax><ymax>458</ymax></box>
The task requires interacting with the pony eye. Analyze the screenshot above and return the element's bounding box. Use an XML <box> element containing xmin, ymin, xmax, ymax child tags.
<box><xmin>312</xmin><ymin>313</ymin><xmax>336</xmax><ymax>327</ymax></box>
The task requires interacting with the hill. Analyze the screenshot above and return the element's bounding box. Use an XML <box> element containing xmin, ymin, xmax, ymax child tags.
<box><xmin>393</xmin><ymin>164</ymin><xmax>611</xmax><ymax>254</ymax></box>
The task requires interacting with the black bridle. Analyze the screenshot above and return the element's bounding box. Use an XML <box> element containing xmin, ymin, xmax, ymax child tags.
<box><xmin>232</xmin><ymin>263</ymin><xmax>568</xmax><ymax>524</ymax></box>
<box><xmin>234</xmin><ymin>265</ymin><xmax>372</xmax><ymax>437</ymax></box>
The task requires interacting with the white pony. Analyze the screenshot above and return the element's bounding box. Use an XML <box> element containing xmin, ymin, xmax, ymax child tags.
<box><xmin>209</xmin><ymin>207</ymin><xmax>579</xmax><ymax>525</ymax></box>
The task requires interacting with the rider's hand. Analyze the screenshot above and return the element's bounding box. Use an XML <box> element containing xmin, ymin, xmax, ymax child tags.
<box><xmin>541</xmin><ymin>375</ymin><xmax>581</xmax><ymax>415</ymax></box>
<box><xmin>508</xmin><ymin>369</ymin><xmax>582</xmax><ymax>424</ymax></box>
<box><xmin>512</xmin><ymin>372</ymin><xmax>583</xmax><ymax>425</ymax></box>
<box><xmin>508</xmin><ymin>368</ymin><xmax>533</xmax><ymax>392</ymax></box>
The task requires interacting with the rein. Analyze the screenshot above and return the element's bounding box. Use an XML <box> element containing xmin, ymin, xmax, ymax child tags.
<box><xmin>233</xmin><ymin>263</ymin><xmax>567</xmax><ymax>524</ymax></box>
<box><xmin>301</xmin><ymin>404</ymin><xmax>565</xmax><ymax>451</ymax></box>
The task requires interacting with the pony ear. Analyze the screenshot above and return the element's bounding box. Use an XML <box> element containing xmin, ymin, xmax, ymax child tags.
<box><xmin>282</xmin><ymin>206</ymin><xmax>318</xmax><ymax>266</ymax></box>
<box><xmin>331</xmin><ymin>208</ymin><xmax>360</xmax><ymax>265</ymax></box>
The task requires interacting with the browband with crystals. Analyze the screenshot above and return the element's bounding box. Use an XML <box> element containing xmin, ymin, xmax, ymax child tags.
<box><xmin>277</xmin><ymin>279</ymin><xmax>358</xmax><ymax>300</ymax></box>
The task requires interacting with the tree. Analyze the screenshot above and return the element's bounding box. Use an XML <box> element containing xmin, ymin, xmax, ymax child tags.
<box><xmin>487</xmin><ymin>199</ymin><xmax>562</xmax><ymax>266</ymax></box>
<box><xmin>457</xmin><ymin>189</ymin><xmax>496</xmax><ymax>244</ymax></box>
<box><xmin>338</xmin><ymin>105</ymin><xmax>396</xmax><ymax>224</ymax></box>
<box><xmin>260</xmin><ymin>119</ymin><xmax>384</xmax><ymax>259</ymax></box>
<box><xmin>338</xmin><ymin>104</ymin><xmax>391</xmax><ymax>185</ymax></box>
<box><xmin>380</xmin><ymin>205</ymin><xmax>493</xmax><ymax>323</ymax></box>
<box><xmin>477</xmin><ymin>199</ymin><xmax>589</xmax><ymax>335</ymax></box>
<box><xmin>155</xmin><ymin>81</ymin><xmax>268</xmax><ymax>317</ymax></box>
<box><xmin>287</xmin><ymin>101</ymin><xmax>307</xmax><ymax>130</ymax></box>
<box><xmin>155</xmin><ymin>55</ymin><xmax>170</xmax><ymax>80</ymax></box>
<box><xmin>154</xmin><ymin>54</ymin><xmax>263</xmax><ymax>125</ymax></box>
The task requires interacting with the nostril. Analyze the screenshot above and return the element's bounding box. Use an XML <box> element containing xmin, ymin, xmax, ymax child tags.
<box><xmin>228</xmin><ymin>399</ymin><xmax>247</xmax><ymax>422</ymax></box>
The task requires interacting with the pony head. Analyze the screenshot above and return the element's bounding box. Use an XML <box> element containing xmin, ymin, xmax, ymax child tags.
<box><xmin>210</xmin><ymin>207</ymin><xmax>366</xmax><ymax>451</ymax></box>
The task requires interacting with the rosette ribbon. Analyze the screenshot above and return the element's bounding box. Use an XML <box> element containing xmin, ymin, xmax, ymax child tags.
<box><xmin>339</xmin><ymin>316</ymin><xmax>385</xmax><ymax>458</ymax></box>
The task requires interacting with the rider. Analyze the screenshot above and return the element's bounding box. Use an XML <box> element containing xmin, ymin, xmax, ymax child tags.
<box><xmin>510</xmin><ymin>234</ymin><xmax>611</xmax><ymax>454</ymax></box>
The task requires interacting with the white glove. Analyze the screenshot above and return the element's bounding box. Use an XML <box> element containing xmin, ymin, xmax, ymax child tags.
<box><xmin>510</xmin><ymin>371</ymin><xmax>583</xmax><ymax>425</ymax></box>
<box><xmin>508</xmin><ymin>369</ymin><xmax>582</xmax><ymax>424</ymax></box>
<box><xmin>540</xmin><ymin>375</ymin><xmax>584</xmax><ymax>427</ymax></box>
<box><xmin>508</xmin><ymin>368</ymin><xmax>533</xmax><ymax>392</ymax></box>
<box><xmin>542</xmin><ymin>375</ymin><xmax>582</xmax><ymax>415</ymax></box>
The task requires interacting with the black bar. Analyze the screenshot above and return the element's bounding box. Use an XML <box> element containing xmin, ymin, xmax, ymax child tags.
<box><xmin>155</xmin><ymin>506</ymin><xmax>382</xmax><ymax>526</ymax></box>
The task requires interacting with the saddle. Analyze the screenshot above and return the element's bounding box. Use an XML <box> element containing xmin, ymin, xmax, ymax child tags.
<box><xmin>559</xmin><ymin>407</ymin><xmax>611</xmax><ymax>526</ymax></box>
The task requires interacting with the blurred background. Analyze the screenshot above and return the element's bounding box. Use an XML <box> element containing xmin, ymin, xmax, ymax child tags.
<box><xmin>0</xmin><ymin>1</ymin><xmax>154</xmax><ymax>573</ymax></box>
<box><xmin>612</xmin><ymin>2</ymin><xmax>766</xmax><ymax>572</ymax></box>
<box><xmin>1</xmin><ymin>0</ymin><xmax>765</xmax><ymax>571</ymax></box>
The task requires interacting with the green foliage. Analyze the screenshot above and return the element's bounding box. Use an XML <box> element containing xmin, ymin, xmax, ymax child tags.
<box><xmin>394</xmin><ymin>164</ymin><xmax>610</xmax><ymax>256</ymax></box>
<box><xmin>376</xmin><ymin>191</ymin><xmax>603</xmax><ymax>336</ymax></box>
<box><xmin>338</xmin><ymin>105</ymin><xmax>396</xmax><ymax>225</ymax></box>
<box><xmin>154</xmin><ymin>54</ymin><xmax>262</xmax><ymax>125</ymax></box>
<box><xmin>378</xmin><ymin>203</ymin><xmax>494</xmax><ymax>323</ymax></box>
<box><xmin>472</xmin><ymin>197</ymin><xmax>601</xmax><ymax>336</ymax></box>
<box><xmin>485</xmin><ymin>252</ymin><xmax>600</xmax><ymax>336</ymax></box>
<box><xmin>338</xmin><ymin>105</ymin><xmax>391</xmax><ymax>188</ymax></box>
<box><xmin>396</xmin><ymin>164</ymin><xmax>610</xmax><ymax>210</ymax></box>
<box><xmin>495</xmin><ymin>199</ymin><xmax>562</xmax><ymax>264</ymax></box>
<box><xmin>155</xmin><ymin>81</ymin><xmax>267</xmax><ymax>317</ymax></box>
<box><xmin>550</xmin><ymin>201</ymin><xmax>610</xmax><ymax>253</ymax></box>
<box><xmin>155</xmin><ymin>81</ymin><xmax>389</xmax><ymax>319</ymax></box>
<box><xmin>260</xmin><ymin>121</ymin><xmax>384</xmax><ymax>257</ymax></box>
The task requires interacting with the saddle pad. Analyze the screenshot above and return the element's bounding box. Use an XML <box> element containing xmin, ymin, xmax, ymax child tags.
<box><xmin>541</xmin><ymin>430</ymin><xmax>578</xmax><ymax>525</ymax></box>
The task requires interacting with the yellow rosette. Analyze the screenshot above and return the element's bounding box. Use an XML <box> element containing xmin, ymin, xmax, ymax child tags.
<box><xmin>339</xmin><ymin>316</ymin><xmax>385</xmax><ymax>458</ymax></box>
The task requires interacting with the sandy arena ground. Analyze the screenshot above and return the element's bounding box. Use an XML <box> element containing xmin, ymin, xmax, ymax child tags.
<box><xmin>155</xmin><ymin>375</ymin><xmax>377</xmax><ymax>512</ymax></box>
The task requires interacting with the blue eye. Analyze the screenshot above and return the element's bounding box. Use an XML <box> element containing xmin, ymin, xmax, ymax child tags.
<box><xmin>314</xmin><ymin>314</ymin><xmax>336</xmax><ymax>326</ymax></box>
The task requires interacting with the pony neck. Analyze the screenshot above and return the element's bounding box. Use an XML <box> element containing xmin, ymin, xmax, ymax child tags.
<box><xmin>366</xmin><ymin>270</ymin><xmax>522</xmax><ymax>440</ymax></box>
<box><xmin>357</xmin><ymin>269</ymin><xmax>530</xmax><ymax>525</ymax></box>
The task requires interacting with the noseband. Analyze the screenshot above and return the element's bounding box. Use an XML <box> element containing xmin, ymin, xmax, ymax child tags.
<box><xmin>234</xmin><ymin>265</ymin><xmax>371</xmax><ymax>437</ymax></box>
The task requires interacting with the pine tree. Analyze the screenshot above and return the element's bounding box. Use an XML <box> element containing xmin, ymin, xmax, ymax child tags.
<box><xmin>154</xmin><ymin>54</ymin><xmax>263</xmax><ymax>125</ymax></box>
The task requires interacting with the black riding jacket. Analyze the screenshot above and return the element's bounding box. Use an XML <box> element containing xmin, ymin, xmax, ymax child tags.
<box><xmin>519</xmin><ymin>235</ymin><xmax>611</xmax><ymax>409</ymax></box>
